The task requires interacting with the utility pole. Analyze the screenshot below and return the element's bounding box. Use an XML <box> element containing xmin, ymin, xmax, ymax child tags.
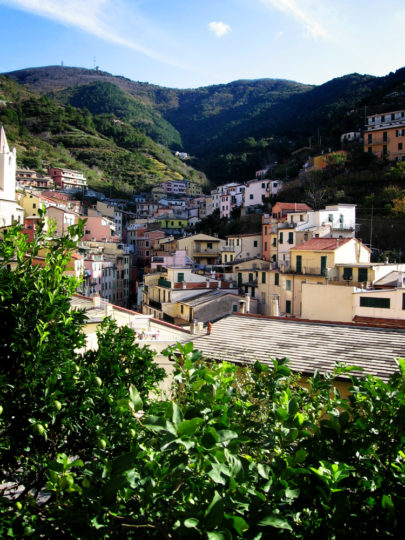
<box><xmin>369</xmin><ymin>198</ymin><xmax>374</xmax><ymax>252</ymax></box>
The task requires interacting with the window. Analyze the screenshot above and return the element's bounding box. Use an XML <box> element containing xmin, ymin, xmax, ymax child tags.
<box><xmin>177</xmin><ymin>272</ymin><xmax>184</xmax><ymax>283</ymax></box>
<box><xmin>275</xmin><ymin>273</ymin><xmax>279</xmax><ymax>286</ymax></box>
<box><xmin>248</xmin><ymin>273</ymin><xmax>253</xmax><ymax>282</ymax></box>
<box><xmin>381</xmin><ymin>115</ymin><xmax>385</xmax><ymax>122</ymax></box>
<box><xmin>286</xmin><ymin>300</ymin><xmax>291</xmax><ymax>314</ymax></box>
<box><xmin>272</xmin><ymin>238</ymin><xmax>277</xmax><ymax>247</ymax></box>
<box><xmin>33</xmin><ymin>203</ymin><xmax>36</xmax><ymax>209</ymax></box>
<box><xmin>320</xmin><ymin>255</ymin><xmax>327</xmax><ymax>276</ymax></box>
<box><xmin>264</xmin><ymin>242</ymin><xmax>268</xmax><ymax>251</ymax></box>
<box><xmin>261</xmin><ymin>272</ymin><xmax>266</xmax><ymax>284</ymax></box>
<box><xmin>383</xmin><ymin>145</ymin><xmax>388</xmax><ymax>156</ymax></box>
<box><xmin>399</xmin><ymin>143</ymin><xmax>403</xmax><ymax>151</ymax></box>
<box><xmin>368</xmin><ymin>133</ymin><xmax>372</xmax><ymax>144</ymax></box>
<box><xmin>383</xmin><ymin>131</ymin><xmax>388</xmax><ymax>142</ymax></box>
<box><xmin>207</xmin><ymin>242</ymin><xmax>212</xmax><ymax>249</ymax></box>
<box><xmin>181</xmin><ymin>305</ymin><xmax>184</xmax><ymax>314</ymax></box>
<box><xmin>286</xmin><ymin>279</ymin><xmax>291</xmax><ymax>291</ymax></box>
<box><xmin>296</xmin><ymin>255</ymin><xmax>302</xmax><ymax>273</ymax></box>
<box><xmin>249</xmin><ymin>194</ymin><xmax>254</xmax><ymax>200</ymax></box>
<box><xmin>264</xmin><ymin>226</ymin><xmax>267</xmax><ymax>235</ymax></box>
<box><xmin>360</xmin><ymin>296</ymin><xmax>390</xmax><ymax>309</ymax></box>
<box><xmin>288</xmin><ymin>232</ymin><xmax>294</xmax><ymax>244</ymax></box>
<box><xmin>261</xmin><ymin>183</ymin><xmax>265</xmax><ymax>188</ymax></box>
<box><xmin>254</xmin><ymin>240</ymin><xmax>258</xmax><ymax>247</ymax></box>
<box><xmin>279</xmin><ymin>232</ymin><xmax>283</xmax><ymax>244</ymax></box>
<box><xmin>232</xmin><ymin>304</ymin><xmax>238</xmax><ymax>312</ymax></box>
<box><xmin>343</xmin><ymin>267</ymin><xmax>353</xmax><ymax>280</ymax></box>
<box><xmin>403</xmin><ymin>293</ymin><xmax>405</xmax><ymax>310</ymax></box>
<box><xmin>358</xmin><ymin>267</ymin><xmax>368</xmax><ymax>282</ymax></box>
<box><xmin>224</xmin><ymin>254</ymin><xmax>228</xmax><ymax>262</ymax></box>
<box><xmin>328</xmin><ymin>213</ymin><xmax>333</xmax><ymax>222</ymax></box>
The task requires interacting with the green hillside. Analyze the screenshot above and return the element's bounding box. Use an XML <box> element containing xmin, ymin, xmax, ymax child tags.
<box><xmin>0</xmin><ymin>75</ymin><xmax>206</xmax><ymax>195</ymax></box>
<box><xmin>6</xmin><ymin>65</ymin><xmax>405</xmax><ymax>185</ymax></box>
<box><xmin>51</xmin><ymin>80</ymin><xmax>182</xmax><ymax>147</ymax></box>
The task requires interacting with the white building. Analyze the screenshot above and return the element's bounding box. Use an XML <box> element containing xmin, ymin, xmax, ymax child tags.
<box><xmin>0</xmin><ymin>126</ymin><xmax>24</xmax><ymax>227</ymax></box>
<box><xmin>243</xmin><ymin>179</ymin><xmax>269</xmax><ymax>207</ymax></box>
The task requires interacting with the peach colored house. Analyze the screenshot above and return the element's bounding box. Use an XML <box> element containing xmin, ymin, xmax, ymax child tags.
<box><xmin>82</xmin><ymin>216</ymin><xmax>119</xmax><ymax>242</ymax></box>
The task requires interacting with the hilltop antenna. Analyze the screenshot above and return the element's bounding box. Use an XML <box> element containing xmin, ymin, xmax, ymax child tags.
<box><xmin>93</xmin><ymin>56</ymin><xmax>96</xmax><ymax>69</ymax></box>
<box><xmin>61</xmin><ymin>61</ymin><xmax>64</xmax><ymax>67</ymax></box>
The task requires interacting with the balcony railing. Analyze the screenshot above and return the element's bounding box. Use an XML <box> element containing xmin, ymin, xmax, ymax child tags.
<box><xmin>158</xmin><ymin>277</ymin><xmax>172</xmax><ymax>288</ymax></box>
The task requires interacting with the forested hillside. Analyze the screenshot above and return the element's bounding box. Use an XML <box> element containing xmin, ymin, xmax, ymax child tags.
<box><xmin>7</xmin><ymin>65</ymin><xmax>405</xmax><ymax>185</ymax></box>
<box><xmin>0</xmin><ymin>75</ymin><xmax>206</xmax><ymax>195</ymax></box>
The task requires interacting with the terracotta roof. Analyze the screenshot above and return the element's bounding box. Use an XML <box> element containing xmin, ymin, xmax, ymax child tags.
<box><xmin>290</xmin><ymin>237</ymin><xmax>351</xmax><ymax>251</ymax></box>
<box><xmin>189</xmin><ymin>314</ymin><xmax>403</xmax><ymax>381</ymax></box>
<box><xmin>274</xmin><ymin>203</ymin><xmax>312</xmax><ymax>211</ymax></box>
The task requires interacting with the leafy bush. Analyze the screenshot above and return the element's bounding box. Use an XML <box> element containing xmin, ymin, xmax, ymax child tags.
<box><xmin>0</xmin><ymin>218</ymin><xmax>403</xmax><ymax>538</ymax></box>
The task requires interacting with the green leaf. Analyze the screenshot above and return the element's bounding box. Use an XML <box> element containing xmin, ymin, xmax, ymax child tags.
<box><xmin>288</xmin><ymin>397</ymin><xmax>298</xmax><ymax>417</ymax></box>
<box><xmin>208</xmin><ymin>463</ymin><xmax>226</xmax><ymax>485</ymax></box>
<box><xmin>177</xmin><ymin>417</ymin><xmax>204</xmax><ymax>436</ymax></box>
<box><xmin>228</xmin><ymin>515</ymin><xmax>249</xmax><ymax>535</ymax></box>
<box><xmin>207</xmin><ymin>532</ymin><xmax>231</xmax><ymax>540</ymax></box>
<box><xmin>204</xmin><ymin>491</ymin><xmax>224</xmax><ymax>528</ymax></box>
<box><xmin>258</xmin><ymin>514</ymin><xmax>292</xmax><ymax>531</ymax></box>
<box><xmin>184</xmin><ymin>517</ymin><xmax>199</xmax><ymax>528</ymax></box>
<box><xmin>129</xmin><ymin>384</ymin><xmax>143</xmax><ymax>412</ymax></box>
<box><xmin>217</xmin><ymin>430</ymin><xmax>238</xmax><ymax>443</ymax></box>
<box><xmin>257</xmin><ymin>463</ymin><xmax>270</xmax><ymax>479</ymax></box>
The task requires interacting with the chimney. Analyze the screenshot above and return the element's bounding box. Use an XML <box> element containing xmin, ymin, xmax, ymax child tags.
<box><xmin>105</xmin><ymin>303</ymin><xmax>113</xmax><ymax>316</ymax></box>
<box><xmin>245</xmin><ymin>293</ymin><xmax>250</xmax><ymax>313</ymax></box>
<box><xmin>93</xmin><ymin>293</ymin><xmax>101</xmax><ymax>307</ymax></box>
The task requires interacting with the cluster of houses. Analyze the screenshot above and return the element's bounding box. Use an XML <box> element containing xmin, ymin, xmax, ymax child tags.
<box><xmin>1</xmin><ymin>111</ymin><xmax>404</xmax><ymax>387</ymax></box>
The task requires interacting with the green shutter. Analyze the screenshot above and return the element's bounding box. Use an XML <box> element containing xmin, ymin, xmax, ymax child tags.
<box><xmin>286</xmin><ymin>300</ymin><xmax>291</xmax><ymax>313</ymax></box>
<box><xmin>262</xmin><ymin>272</ymin><xmax>266</xmax><ymax>284</ymax></box>
<box><xmin>360</xmin><ymin>296</ymin><xmax>390</xmax><ymax>309</ymax></box>
<box><xmin>275</xmin><ymin>273</ymin><xmax>279</xmax><ymax>286</ymax></box>
<box><xmin>296</xmin><ymin>255</ymin><xmax>302</xmax><ymax>273</ymax></box>
<box><xmin>321</xmin><ymin>256</ymin><xmax>327</xmax><ymax>276</ymax></box>
<box><xmin>177</xmin><ymin>272</ymin><xmax>184</xmax><ymax>283</ymax></box>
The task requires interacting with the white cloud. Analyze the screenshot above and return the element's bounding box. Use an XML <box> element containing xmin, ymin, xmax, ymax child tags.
<box><xmin>208</xmin><ymin>21</ymin><xmax>231</xmax><ymax>38</ymax></box>
<box><xmin>260</xmin><ymin>0</ymin><xmax>328</xmax><ymax>39</ymax></box>
<box><xmin>2</xmin><ymin>0</ymin><xmax>191</xmax><ymax>69</ymax></box>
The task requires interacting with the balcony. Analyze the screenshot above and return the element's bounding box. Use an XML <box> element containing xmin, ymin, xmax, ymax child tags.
<box><xmin>193</xmin><ymin>249</ymin><xmax>220</xmax><ymax>258</ymax></box>
<box><xmin>158</xmin><ymin>277</ymin><xmax>172</xmax><ymax>288</ymax></box>
<box><xmin>221</xmin><ymin>245</ymin><xmax>236</xmax><ymax>252</ymax></box>
<box><xmin>148</xmin><ymin>299</ymin><xmax>162</xmax><ymax>310</ymax></box>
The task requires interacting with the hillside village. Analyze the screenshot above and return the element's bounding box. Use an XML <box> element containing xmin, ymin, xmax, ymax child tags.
<box><xmin>1</xmin><ymin>103</ymin><xmax>405</xmax><ymax>380</ymax></box>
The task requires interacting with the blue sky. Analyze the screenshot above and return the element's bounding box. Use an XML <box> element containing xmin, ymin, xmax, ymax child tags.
<box><xmin>1</xmin><ymin>0</ymin><xmax>404</xmax><ymax>89</ymax></box>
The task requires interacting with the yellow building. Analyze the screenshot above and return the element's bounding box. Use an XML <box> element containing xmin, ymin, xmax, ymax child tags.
<box><xmin>177</xmin><ymin>233</ymin><xmax>225</xmax><ymax>266</ymax></box>
<box><xmin>16</xmin><ymin>191</ymin><xmax>43</xmax><ymax>217</ymax></box>
<box><xmin>364</xmin><ymin>108</ymin><xmax>405</xmax><ymax>161</ymax></box>
<box><xmin>258</xmin><ymin>237</ymin><xmax>371</xmax><ymax>317</ymax></box>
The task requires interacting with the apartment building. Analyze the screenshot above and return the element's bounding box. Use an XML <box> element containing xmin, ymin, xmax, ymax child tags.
<box><xmin>364</xmin><ymin>108</ymin><xmax>405</xmax><ymax>161</ymax></box>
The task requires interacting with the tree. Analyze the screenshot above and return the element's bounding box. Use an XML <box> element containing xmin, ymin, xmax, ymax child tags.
<box><xmin>0</xmin><ymin>215</ymin><xmax>164</xmax><ymax>536</ymax></box>
<box><xmin>1</xmin><ymin>216</ymin><xmax>404</xmax><ymax>538</ymax></box>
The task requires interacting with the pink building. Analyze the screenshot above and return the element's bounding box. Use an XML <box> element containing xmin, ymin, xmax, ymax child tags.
<box><xmin>84</xmin><ymin>257</ymin><xmax>103</xmax><ymax>296</ymax></box>
<box><xmin>48</xmin><ymin>167</ymin><xmax>87</xmax><ymax>190</ymax></box>
<box><xmin>82</xmin><ymin>216</ymin><xmax>119</xmax><ymax>242</ymax></box>
<box><xmin>46</xmin><ymin>206</ymin><xmax>79</xmax><ymax>236</ymax></box>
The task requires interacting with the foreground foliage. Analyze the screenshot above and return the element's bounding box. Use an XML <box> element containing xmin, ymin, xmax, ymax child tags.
<box><xmin>0</xmin><ymin>220</ymin><xmax>404</xmax><ymax>538</ymax></box>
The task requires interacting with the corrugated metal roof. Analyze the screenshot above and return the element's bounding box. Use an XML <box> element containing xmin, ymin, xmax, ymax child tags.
<box><xmin>189</xmin><ymin>314</ymin><xmax>403</xmax><ymax>381</ymax></box>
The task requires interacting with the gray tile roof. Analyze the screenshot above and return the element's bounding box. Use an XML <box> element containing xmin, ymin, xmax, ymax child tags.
<box><xmin>190</xmin><ymin>314</ymin><xmax>404</xmax><ymax>381</ymax></box>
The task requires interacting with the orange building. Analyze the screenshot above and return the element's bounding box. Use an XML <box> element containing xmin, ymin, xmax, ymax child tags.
<box><xmin>364</xmin><ymin>108</ymin><xmax>405</xmax><ymax>161</ymax></box>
